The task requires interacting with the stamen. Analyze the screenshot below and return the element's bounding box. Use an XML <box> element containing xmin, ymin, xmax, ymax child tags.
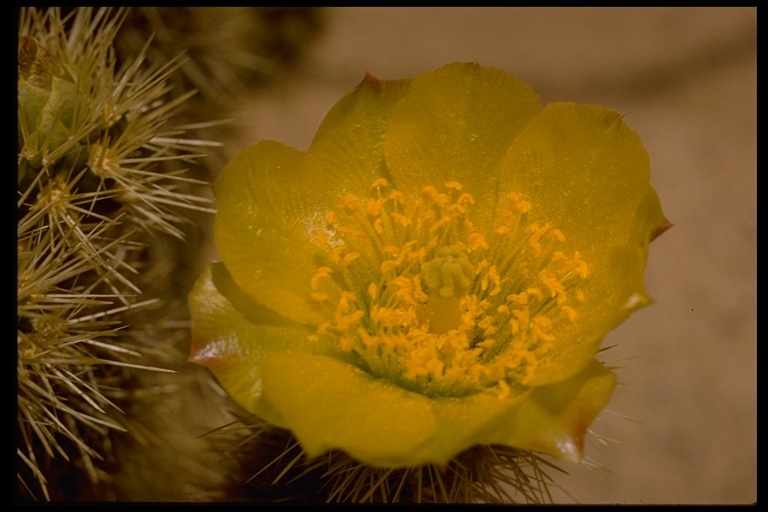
<box><xmin>311</xmin><ymin>179</ymin><xmax>590</xmax><ymax>397</ymax></box>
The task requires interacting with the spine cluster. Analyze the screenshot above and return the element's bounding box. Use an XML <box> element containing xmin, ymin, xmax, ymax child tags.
<box><xmin>17</xmin><ymin>7</ymin><xmax>211</xmax><ymax>500</ymax></box>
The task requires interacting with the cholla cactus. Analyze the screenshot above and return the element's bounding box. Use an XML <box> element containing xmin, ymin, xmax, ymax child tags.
<box><xmin>17</xmin><ymin>7</ymin><xmax>216</xmax><ymax>500</ymax></box>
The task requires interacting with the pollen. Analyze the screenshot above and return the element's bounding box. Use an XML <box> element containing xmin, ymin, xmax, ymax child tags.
<box><xmin>309</xmin><ymin>179</ymin><xmax>590</xmax><ymax>397</ymax></box>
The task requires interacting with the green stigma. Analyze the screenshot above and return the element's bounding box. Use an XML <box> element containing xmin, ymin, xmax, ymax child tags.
<box><xmin>422</xmin><ymin>246</ymin><xmax>474</xmax><ymax>299</ymax></box>
<box><xmin>419</xmin><ymin>246</ymin><xmax>474</xmax><ymax>333</ymax></box>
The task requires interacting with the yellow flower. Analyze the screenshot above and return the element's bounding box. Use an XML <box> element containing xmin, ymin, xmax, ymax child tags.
<box><xmin>189</xmin><ymin>62</ymin><xmax>667</xmax><ymax>469</ymax></box>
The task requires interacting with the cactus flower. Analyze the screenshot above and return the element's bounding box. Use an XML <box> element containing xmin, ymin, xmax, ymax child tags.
<box><xmin>189</xmin><ymin>62</ymin><xmax>666</xmax><ymax>469</ymax></box>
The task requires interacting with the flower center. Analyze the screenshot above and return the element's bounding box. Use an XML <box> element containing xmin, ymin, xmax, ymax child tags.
<box><xmin>418</xmin><ymin>246</ymin><xmax>473</xmax><ymax>334</ymax></box>
<box><xmin>310</xmin><ymin>179</ymin><xmax>589</xmax><ymax>398</ymax></box>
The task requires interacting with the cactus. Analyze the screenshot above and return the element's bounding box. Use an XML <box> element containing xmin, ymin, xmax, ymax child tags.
<box><xmin>16</xmin><ymin>7</ymin><xmax>215</xmax><ymax>500</ymax></box>
<box><xmin>17</xmin><ymin>6</ymin><xmax>327</xmax><ymax>502</ymax></box>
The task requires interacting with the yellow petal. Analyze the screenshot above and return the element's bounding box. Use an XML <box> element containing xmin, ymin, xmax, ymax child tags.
<box><xmin>251</xmin><ymin>351</ymin><xmax>614</xmax><ymax>467</ymax></box>
<box><xmin>188</xmin><ymin>264</ymin><xmax>319</xmax><ymax>413</ymax></box>
<box><xmin>632</xmin><ymin>187</ymin><xmax>671</xmax><ymax>245</ymax></box>
<box><xmin>189</xmin><ymin>263</ymin><xmax>355</xmax><ymax>413</ymax></box>
<box><xmin>410</xmin><ymin>360</ymin><xmax>614</xmax><ymax>464</ymax></box>
<box><xmin>500</xmin><ymin>102</ymin><xmax>655</xmax><ymax>242</ymax></box>
<box><xmin>497</xmin><ymin>359</ymin><xmax>617</xmax><ymax>462</ymax></box>
<box><xmin>255</xmin><ymin>352</ymin><xmax>437</xmax><ymax>467</ymax></box>
<box><xmin>307</xmin><ymin>73</ymin><xmax>410</xmax><ymax>197</ymax></box>
<box><xmin>214</xmin><ymin>140</ymin><xmax>338</xmax><ymax>326</ymax></box>
<box><xmin>412</xmin><ymin>388</ymin><xmax>532</xmax><ymax>465</ymax></box>
<box><xmin>384</xmin><ymin>62</ymin><xmax>541</xmax><ymax>230</ymax></box>
<box><xmin>499</xmin><ymin>103</ymin><xmax>665</xmax><ymax>385</ymax></box>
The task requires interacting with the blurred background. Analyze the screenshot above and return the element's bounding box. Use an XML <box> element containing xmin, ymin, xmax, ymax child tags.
<box><xmin>228</xmin><ymin>7</ymin><xmax>756</xmax><ymax>505</ymax></box>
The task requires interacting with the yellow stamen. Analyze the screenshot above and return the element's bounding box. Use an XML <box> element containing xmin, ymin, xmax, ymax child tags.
<box><xmin>310</xmin><ymin>179</ymin><xmax>590</xmax><ymax>397</ymax></box>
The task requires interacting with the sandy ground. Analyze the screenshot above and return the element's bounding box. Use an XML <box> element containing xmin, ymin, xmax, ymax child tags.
<box><xmin>227</xmin><ymin>7</ymin><xmax>756</xmax><ymax>505</ymax></box>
